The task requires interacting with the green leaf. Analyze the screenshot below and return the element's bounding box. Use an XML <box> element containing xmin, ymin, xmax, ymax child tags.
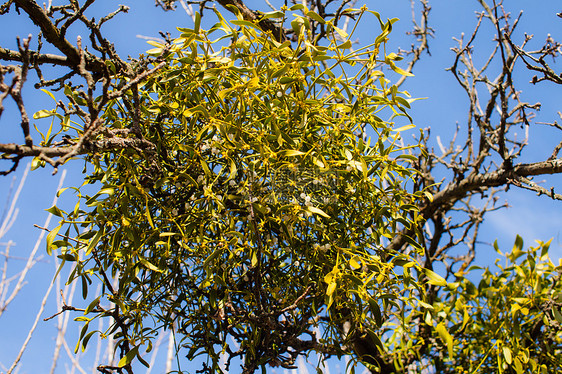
<box><xmin>194</xmin><ymin>11</ymin><xmax>201</xmax><ymax>33</ymax></box>
<box><xmin>502</xmin><ymin>346</ymin><xmax>513</xmax><ymax>365</ymax></box>
<box><xmin>231</xmin><ymin>19</ymin><xmax>262</xmax><ymax>30</ymax></box>
<box><xmin>403</xmin><ymin>235</ymin><xmax>423</xmax><ymax>251</ymax></box>
<box><xmin>493</xmin><ymin>239</ymin><xmax>503</xmax><ymax>254</ymax></box>
<box><xmin>435</xmin><ymin>322</ymin><xmax>454</xmax><ymax>358</ymax></box>
<box><xmin>45</xmin><ymin>205</ymin><xmax>64</xmax><ymax>217</ymax></box>
<box><xmin>368</xmin><ymin>298</ymin><xmax>383</xmax><ymax>327</ymax></box>
<box><xmin>392</xmin><ymin>124</ymin><xmax>416</xmax><ymax>132</ymax></box>
<box><xmin>279</xmin><ymin>76</ymin><xmax>296</xmax><ymax>84</ymax></box>
<box><xmin>146</xmin><ymin>40</ymin><xmax>164</xmax><ymax>48</ymax></box>
<box><xmin>30</xmin><ymin>157</ymin><xmax>45</xmax><ymax>171</ymax></box>
<box><xmin>146</xmin><ymin>47</ymin><xmax>163</xmax><ymax>56</ymax></box>
<box><xmin>333</xmin><ymin>26</ymin><xmax>348</xmax><ymax>38</ymax></box>
<box><xmin>337</xmin><ymin>40</ymin><xmax>352</xmax><ymax>50</ymax></box>
<box><xmin>418</xmin><ymin>300</ymin><xmax>434</xmax><ymax>310</ymax></box>
<box><xmin>262</xmin><ymin>10</ymin><xmax>284</xmax><ymax>20</ymax></box>
<box><xmin>81</xmin><ymin>274</ymin><xmax>90</xmax><ymax>299</ymax></box>
<box><xmin>281</xmin><ymin>149</ymin><xmax>305</xmax><ymax>157</ymax></box>
<box><xmin>513</xmin><ymin>357</ymin><xmax>523</xmax><ymax>374</ymax></box>
<box><xmin>145</xmin><ymin>202</ymin><xmax>155</xmax><ymax>229</ymax></box>
<box><xmin>349</xmin><ymin>256</ymin><xmax>361</xmax><ymax>270</ymax></box>
<box><xmin>57</xmin><ymin>253</ymin><xmax>76</xmax><ymax>261</ymax></box>
<box><xmin>33</xmin><ymin>109</ymin><xmax>55</xmax><ymax>119</ymax></box>
<box><xmin>85</xmin><ymin>229</ymin><xmax>102</xmax><ymax>256</ymax></box>
<box><xmin>251</xmin><ymin>251</ymin><xmax>258</xmax><ymax>268</ymax></box>
<box><xmin>513</xmin><ymin>234</ymin><xmax>524</xmax><ymax>252</ymax></box>
<box><xmin>553</xmin><ymin>306</ymin><xmax>562</xmax><ymax>324</ymax></box>
<box><xmin>203</xmin><ymin>249</ymin><xmax>221</xmax><ymax>269</ymax></box>
<box><xmin>182</xmin><ymin>105</ymin><xmax>209</xmax><ymax>118</ymax></box>
<box><xmin>81</xmin><ymin>331</ymin><xmax>97</xmax><ymax>352</ymax></box>
<box><xmin>118</xmin><ymin>346</ymin><xmax>139</xmax><ymax>368</ymax></box>
<box><xmin>75</xmin><ymin>322</ymin><xmax>89</xmax><ymax>353</ymax></box>
<box><xmin>306</xmin><ymin>206</ymin><xmax>330</xmax><ymax>218</ymax></box>
<box><xmin>40</xmin><ymin>88</ymin><xmax>56</xmax><ymax>102</ymax></box>
<box><xmin>306</xmin><ymin>11</ymin><xmax>325</xmax><ymax>24</ymax></box>
<box><xmin>140</xmin><ymin>257</ymin><xmax>164</xmax><ymax>273</ymax></box>
<box><xmin>98</xmin><ymin>187</ymin><xmax>115</xmax><ymax>196</ymax></box>
<box><xmin>540</xmin><ymin>238</ymin><xmax>552</xmax><ymax>259</ymax></box>
<box><xmin>46</xmin><ymin>224</ymin><xmax>62</xmax><ymax>256</ymax></box>
<box><xmin>326</xmin><ymin>281</ymin><xmax>336</xmax><ymax>296</ymax></box>
<box><xmin>389</xmin><ymin>61</ymin><xmax>414</xmax><ymax>77</ymax></box>
<box><xmin>366</xmin><ymin>329</ymin><xmax>384</xmax><ymax>350</ymax></box>
<box><xmin>137</xmin><ymin>352</ymin><xmax>150</xmax><ymax>368</ymax></box>
<box><xmin>228</xmin><ymin>159</ymin><xmax>237</xmax><ymax>180</ymax></box>
<box><xmin>85</xmin><ymin>296</ymin><xmax>101</xmax><ymax>314</ymax></box>
<box><xmin>424</xmin><ymin>269</ymin><xmax>447</xmax><ymax>287</ymax></box>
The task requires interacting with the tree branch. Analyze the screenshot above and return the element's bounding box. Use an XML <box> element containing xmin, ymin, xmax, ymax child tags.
<box><xmin>14</xmin><ymin>0</ymin><xmax>106</xmax><ymax>74</ymax></box>
<box><xmin>216</xmin><ymin>0</ymin><xmax>288</xmax><ymax>42</ymax></box>
<box><xmin>0</xmin><ymin>47</ymin><xmax>73</xmax><ymax>67</ymax></box>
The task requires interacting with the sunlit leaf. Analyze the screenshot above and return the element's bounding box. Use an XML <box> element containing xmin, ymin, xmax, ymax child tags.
<box><xmin>306</xmin><ymin>11</ymin><xmax>325</xmax><ymax>24</ymax></box>
<box><xmin>424</xmin><ymin>269</ymin><xmax>447</xmax><ymax>287</ymax></box>
<box><xmin>306</xmin><ymin>206</ymin><xmax>330</xmax><ymax>218</ymax></box>
<box><xmin>118</xmin><ymin>346</ymin><xmax>140</xmax><ymax>368</ymax></box>
<box><xmin>435</xmin><ymin>323</ymin><xmax>454</xmax><ymax>358</ymax></box>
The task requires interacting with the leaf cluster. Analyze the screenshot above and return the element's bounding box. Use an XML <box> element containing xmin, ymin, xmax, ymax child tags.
<box><xmin>45</xmin><ymin>6</ymin><xmax>428</xmax><ymax>373</ymax></box>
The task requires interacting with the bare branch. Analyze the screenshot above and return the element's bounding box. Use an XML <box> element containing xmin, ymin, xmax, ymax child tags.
<box><xmin>396</xmin><ymin>0</ymin><xmax>433</xmax><ymax>88</ymax></box>
<box><xmin>13</xmin><ymin>0</ymin><xmax>105</xmax><ymax>73</ymax></box>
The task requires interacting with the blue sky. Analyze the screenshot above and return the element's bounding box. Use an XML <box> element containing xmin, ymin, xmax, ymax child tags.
<box><xmin>1</xmin><ymin>1</ymin><xmax>561</xmax><ymax>373</ymax></box>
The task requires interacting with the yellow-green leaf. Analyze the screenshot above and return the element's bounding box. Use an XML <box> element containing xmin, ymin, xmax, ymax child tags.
<box><xmin>146</xmin><ymin>40</ymin><xmax>164</xmax><ymax>48</ymax></box>
<box><xmin>392</xmin><ymin>124</ymin><xmax>416</xmax><ymax>132</ymax></box>
<box><xmin>231</xmin><ymin>19</ymin><xmax>262</xmax><ymax>30</ymax></box>
<box><xmin>333</xmin><ymin>26</ymin><xmax>348</xmax><ymax>38</ymax></box>
<box><xmin>251</xmin><ymin>251</ymin><xmax>258</xmax><ymax>268</ymax></box>
<box><xmin>502</xmin><ymin>346</ymin><xmax>513</xmax><ymax>365</ymax></box>
<box><xmin>118</xmin><ymin>346</ymin><xmax>139</xmax><ymax>368</ymax></box>
<box><xmin>40</xmin><ymin>88</ymin><xmax>56</xmax><ymax>102</ymax></box>
<box><xmin>306</xmin><ymin>11</ymin><xmax>325</xmax><ymax>24</ymax></box>
<box><xmin>46</xmin><ymin>224</ymin><xmax>62</xmax><ymax>256</ymax></box>
<box><xmin>306</xmin><ymin>206</ymin><xmax>330</xmax><ymax>218</ymax></box>
<box><xmin>281</xmin><ymin>149</ymin><xmax>305</xmax><ymax>157</ymax></box>
<box><xmin>326</xmin><ymin>281</ymin><xmax>337</xmax><ymax>296</ymax></box>
<box><xmin>418</xmin><ymin>300</ymin><xmax>434</xmax><ymax>310</ymax></box>
<box><xmin>389</xmin><ymin>61</ymin><xmax>414</xmax><ymax>77</ymax></box>
<box><xmin>261</xmin><ymin>10</ymin><xmax>284</xmax><ymax>20</ymax></box>
<box><xmin>33</xmin><ymin>109</ymin><xmax>55</xmax><ymax>119</ymax></box>
<box><xmin>349</xmin><ymin>256</ymin><xmax>361</xmax><ymax>270</ymax></box>
<box><xmin>85</xmin><ymin>229</ymin><xmax>103</xmax><ymax>256</ymax></box>
<box><xmin>424</xmin><ymin>269</ymin><xmax>447</xmax><ymax>286</ymax></box>
<box><xmin>45</xmin><ymin>205</ymin><xmax>64</xmax><ymax>217</ymax></box>
<box><xmin>553</xmin><ymin>306</ymin><xmax>562</xmax><ymax>323</ymax></box>
<box><xmin>146</xmin><ymin>48</ymin><xmax>163</xmax><ymax>56</ymax></box>
<box><xmin>140</xmin><ymin>257</ymin><xmax>163</xmax><ymax>273</ymax></box>
<box><xmin>435</xmin><ymin>322</ymin><xmax>454</xmax><ymax>358</ymax></box>
<box><xmin>337</xmin><ymin>40</ymin><xmax>352</xmax><ymax>50</ymax></box>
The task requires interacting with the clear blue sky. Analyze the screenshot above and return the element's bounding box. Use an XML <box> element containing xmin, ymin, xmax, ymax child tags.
<box><xmin>1</xmin><ymin>1</ymin><xmax>561</xmax><ymax>373</ymax></box>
